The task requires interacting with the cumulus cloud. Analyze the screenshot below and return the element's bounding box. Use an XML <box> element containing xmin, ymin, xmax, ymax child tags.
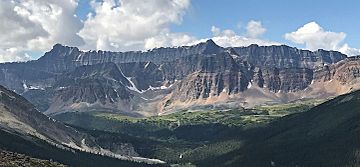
<box><xmin>0</xmin><ymin>0</ymin><xmax>84</xmax><ymax>62</ymax></box>
<box><xmin>246</xmin><ymin>20</ymin><xmax>266</xmax><ymax>38</ymax></box>
<box><xmin>284</xmin><ymin>22</ymin><xmax>345</xmax><ymax>51</ymax></box>
<box><xmin>285</xmin><ymin>22</ymin><xmax>360</xmax><ymax>56</ymax></box>
<box><xmin>79</xmin><ymin>0</ymin><xmax>191</xmax><ymax>51</ymax></box>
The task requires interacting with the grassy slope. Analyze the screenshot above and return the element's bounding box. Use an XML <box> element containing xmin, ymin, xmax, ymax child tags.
<box><xmin>254</xmin><ymin>98</ymin><xmax>327</xmax><ymax>116</ymax></box>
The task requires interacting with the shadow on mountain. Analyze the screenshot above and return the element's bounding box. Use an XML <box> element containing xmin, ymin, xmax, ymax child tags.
<box><xmin>200</xmin><ymin>90</ymin><xmax>360</xmax><ymax>167</ymax></box>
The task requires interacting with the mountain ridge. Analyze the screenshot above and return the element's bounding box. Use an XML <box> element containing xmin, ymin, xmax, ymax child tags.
<box><xmin>0</xmin><ymin>40</ymin><xmax>358</xmax><ymax>116</ymax></box>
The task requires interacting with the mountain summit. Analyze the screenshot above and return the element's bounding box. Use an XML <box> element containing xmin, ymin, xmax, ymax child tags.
<box><xmin>196</xmin><ymin>39</ymin><xmax>223</xmax><ymax>54</ymax></box>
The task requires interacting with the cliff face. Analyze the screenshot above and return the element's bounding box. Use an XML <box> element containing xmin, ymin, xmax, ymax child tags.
<box><xmin>232</xmin><ymin>44</ymin><xmax>346</xmax><ymax>68</ymax></box>
<box><xmin>168</xmin><ymin>52</ymin><xmax>250</xmax><ymax>100</ymax></box>
<box><xmin>0</xmin><ymin>39</ymin><xmax>359</xmax><ymax>115</ymax></box>
<box><xmin>254</xmin><ymin>67</ymin><xmax>313</xmax><ymax>92</ymax></box>
<box><xmin>48</xmin><ymin>63</ymin><xmax>133</xmax><ymax>113</ymax></box>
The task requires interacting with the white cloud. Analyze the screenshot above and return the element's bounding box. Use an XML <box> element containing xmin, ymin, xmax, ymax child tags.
<box><xmin>339</xmin><ymin>44</ymin><xmax>360</xmax><ymax>56</ymax></box>
<box><xmin>0</xmin><ymin>48</ymin><xmax>31</xmax><ymax>63</ymax></box>
<box><xmin>211</xmin><ymin>26</ymin><xmax>221</xmax><ymax>37</ymax></box>
<box><xmin>0</xmin><ymin>0</ymin><xmax>84</xmax><ymax>62</ymax></box>
<box><xmin>246</xmin><ymin>20</ymin><xmax>266</xmax><ymax>38</ymax></box>
<box><xmin>285</xmin><ymin>22</ymin><xmax>360</xmax><ymax>56</ymax></box>
<box><xmin>144</xmin><ymin>31</ymin><xmax>196</xmax><ymax>50</ymax></box>
<box><xmin>2</xmin><ymin>0</ymin><xmax>359</xmax><ymax>63</ymax></box>
<box><xmin>205</xmin><ymin>23</ymin><xmax>280</xmax><ymax>48</ymax></box>
<box><xmin>284</xmin><ymin>22</ymin><xmax>345</xmax><ymax>51</ymax></box>
<box><xmin>79</xmin><ymin>0</ymin><xmax>191</xmax><ymax>51</ymax></box>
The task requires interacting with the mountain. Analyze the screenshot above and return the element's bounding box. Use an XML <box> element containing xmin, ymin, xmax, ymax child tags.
<box><xmin>0</xmin><ymin>85</ymin><xmax>164</xmax><ymax>166</ymax></box>
<box><xmin>200</xmin><ymin>89</ymin><xmax>360</xmax><ymax>167</ymax></box>
<box><xmin>0</xmin><ymin>40</ymin><xmax>359</xmax><ymax>115</ymax></box>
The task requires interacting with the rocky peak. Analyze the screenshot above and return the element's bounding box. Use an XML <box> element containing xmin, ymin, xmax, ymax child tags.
<box><xmin>35</xmin><ymin>44</ymin><xmax>81</xmax><ymax>73</ymax></box>
<box><xmin>44</xmin><ymin>44</ymin><xmax>80</xmax><ymax>58</ymax></box>
<box><xmin>195</xmin><ymin>39</ymin><xmax>224</xmax><ymax>54</ymax></box>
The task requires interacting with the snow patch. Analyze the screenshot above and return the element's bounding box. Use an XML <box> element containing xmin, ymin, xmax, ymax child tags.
<box><xmin>118</xmin><ymin>67</ymin><xmax>145</xmax><ymax>93</ymax></box>
<box><xmin>144</xmin><ymin>62</ymin><xmax>151</xmax><ymax>68</ymax></box>
<box><xmin>230</xmin><ymin>54</ymin><xmax>239</xmax><ymax>59</ymax></box>
<box><xmin>247</xmin><ymin>82</ymin><xmax>252</xmax><ymax>89</ymax></box>
<box><xmin>29</xmin><ymin>86</ymin><xmax>44</xmax><ymax>90</ymax></box>
<box><xmin>147</xmin><ymin>84</ymin><xmax>173</xmax><ymax>91</ymax></box>
<box><xmin>56</xmin><ymin>86</ymin><xmax>67</xmax><ymax>90</ymax></box>
<box><xmin>22</xmin><ymin>82</ymin><xmax>28</xmax><ymax>90</ymax></box>
<box><xmin>126</xmin><ymin>77</ymin><xmax>145</xmax><ymax>93</ymax></box>
<box><xmin>140</xmin><ymin>97</ymin><xmax>149</xmax><ymax>101</ymax></box>
<box><xmin>22</xmin><ymin>82</ymin><xmax>45</xmax><ymax>91</ymax></box>
<box><xmin>48</xmin><ymin>116</ymin><xmax>57</xmax><ymax>122</ymax></box>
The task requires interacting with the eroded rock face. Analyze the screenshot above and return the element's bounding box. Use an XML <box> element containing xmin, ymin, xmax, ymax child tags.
<box><xmin>47</xmin><ymin>63</ymin><xmax>135</xmax><ymax>114</ymax></box>
<box><xmin>118</xmin><ymin>61</ymin><xmax>164</xmax><ymax>91</ymax></box>
<box><xmin>0</xmin><ymin>39</ymin><xmax>359</xmax><ymax>115</ymax></box>
<box><xmin>174</xmin><ymin>71</ymin><xmax>249</xmax><ymax>100</ymax></box>
<box><xmin>170</xmin><ymin>52</ymin><xmax>250</xmax><ymax>100</ymax></box>
<box><xmin>18</xmin><ymin>62</ymin><xmax>154</xmax><ymax>114</ymax></box>
<box><xmin>256</xmin><ymin>67</ymin><xmax>313</xmax><ymax>92</ymax></box>
<box><xmin>314</xmin><ymin>57</ymin><xmax>360</xmax><ymax>84</ymax></box>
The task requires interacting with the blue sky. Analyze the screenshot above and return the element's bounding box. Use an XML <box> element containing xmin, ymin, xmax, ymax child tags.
<box><xmin>74</xmin><ymin>0</ymin><xmax>360</xmax><ymax>51</ymax></box>
<box><xmin>0</xmin><ymin>0</ymin><xmax>359</xmax><ymax>62</ymax></box>
<box><xmin>77</xmin><ymin>0</ymin><xmax>360</xmax><ymax>48</ymax></box>
<box><xmin>171</xmin><ymin>0</ymin><xmax>360</xmax><ymax>48</ymax></box>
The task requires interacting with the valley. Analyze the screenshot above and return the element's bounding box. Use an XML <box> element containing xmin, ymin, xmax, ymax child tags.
<box><xmin>52</xmin><ymin>99</ymin><xmax>322</xmax><ymax>166</ymax></box>
<box><xmin>52</xmin><ymin>89</ymin><xmax>360</xmax><ymax>167</ymax></box>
